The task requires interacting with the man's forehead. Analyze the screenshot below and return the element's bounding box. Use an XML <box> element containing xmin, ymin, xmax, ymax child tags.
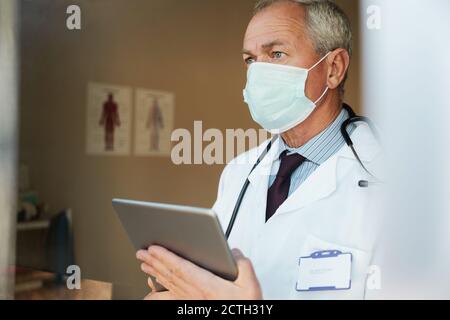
<box><xmin>243</xmin><ymin>4</ymin><xmax>307</xmax><ymax>50</ymax></box>
<box><xmin>243</xmin><ymin>31</ymin><xmax>297</xmax><ymax>54</ymax></box>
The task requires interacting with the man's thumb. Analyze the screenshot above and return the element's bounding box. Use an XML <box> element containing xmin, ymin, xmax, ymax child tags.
<box><xmin>231</xmin><ymin>249</ymin><xmax>256</xmax><ymax>280</ymax></box>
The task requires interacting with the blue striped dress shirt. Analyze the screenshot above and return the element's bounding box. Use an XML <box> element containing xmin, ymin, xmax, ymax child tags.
<box><xmin>269</xmin><ymin>108</ymin><xmax>355</xmax><ymax>196</ymax></box>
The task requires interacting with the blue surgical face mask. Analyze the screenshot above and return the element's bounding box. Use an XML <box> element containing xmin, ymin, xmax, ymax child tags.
<box><xmin>243</xmin><ymin>52</ymin><xmax>331</xmax><ymax>134</ymax></box>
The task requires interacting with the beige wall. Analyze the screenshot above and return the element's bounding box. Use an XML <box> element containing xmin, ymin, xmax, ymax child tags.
<box><xmin>19</xmin><ymin>0</ymin><xmax>360</xmax><ymax>298</ymax></box>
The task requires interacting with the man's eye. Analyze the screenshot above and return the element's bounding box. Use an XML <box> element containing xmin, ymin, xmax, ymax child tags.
<box><xmin>245</xmin><ymin>57</ymin><xmax>255</xmax><ymax>65</ymax></box>
<box><xmin>273</xmin><ymin>51</ymin><xmax>285</xmax><ymax>59</ymax></box>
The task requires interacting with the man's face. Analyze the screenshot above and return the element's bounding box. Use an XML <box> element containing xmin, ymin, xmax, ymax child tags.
<box><xmin>243</xmin><ymin>2</ymin><xmax>328</xmax><ymax>100</ymax></box>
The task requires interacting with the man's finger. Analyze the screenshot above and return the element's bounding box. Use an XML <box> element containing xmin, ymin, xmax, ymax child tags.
<box><xmin>148</xmin><ymin>246</ymin><xmax>216</xmax><ymax>287</ymax></box>
<box><xmin>141</xmin><ymin>260</ymin><xmax>189</xmax><ymax>298</ymax></box>
<box><xmin>138</xmin><ymin>249</ymin><xmax>190</xmax><ymax>297</ymax></box>
<box><xmin>145</xmin><ymin>254</ymin><xmax>191</xmax><ymax>296</ymax></box>
<box><xmin>139</xmin><ymin>250</ymin><xmax>187</xmax><ymax>293</ymax></box>
<box><xmin>137</xmin><ymin>250</ymin><xmax>151</xmax><ymax>264</ymax></box>
<box><xmin>231</xmin><ymin>248</ymin><xmax>245</xmax><ymax>260</ymax></box>
<box><xmin>139</xmin><ymin>247</ymin><xmax>196</xmax><ymax>289</ymax></box>
<box><xmin>144</xmin><ymin>291</ymin><xmax>175</xmax><ymax>300</ymax></box>
<box><xmin>148</xmin><ymin>277</ymin><xmax>156</xmax><ymax>291</ymax></box>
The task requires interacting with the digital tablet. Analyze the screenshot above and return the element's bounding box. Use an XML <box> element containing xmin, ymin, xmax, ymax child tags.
<box><xmin>112</xmin><ymin>199</ymin><xmax>238</xmax><ymax>291</ymax></box>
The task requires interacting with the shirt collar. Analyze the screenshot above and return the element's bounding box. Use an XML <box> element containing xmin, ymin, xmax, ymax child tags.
<box><xmin>276</xmin><ymin>108</ymin><xmax>353</xmax><ymax>165</ymax></box>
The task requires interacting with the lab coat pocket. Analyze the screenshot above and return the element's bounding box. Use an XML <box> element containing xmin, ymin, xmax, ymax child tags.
<box><xmin>290</xmin><ymin>234</ymin><xmax>372</xmax><ymax>300</ymax></box>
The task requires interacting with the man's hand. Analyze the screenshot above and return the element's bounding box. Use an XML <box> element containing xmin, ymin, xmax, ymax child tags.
<box><xmin>136</xmin><ymin>246</ymin><xmax>262</xmax><ymax>300</ymax></box>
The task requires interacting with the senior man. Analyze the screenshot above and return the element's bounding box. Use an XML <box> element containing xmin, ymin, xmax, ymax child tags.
<box><xmin>137</xmin><ymin>0</ymin><xmax>380</xmax><ymax>300</ymax></box>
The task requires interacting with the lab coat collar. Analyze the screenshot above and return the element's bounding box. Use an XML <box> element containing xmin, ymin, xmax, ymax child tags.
<box><xmin>248</xmin><ymin>123</ymin><xmax>381</xmax><ymax>216</ymax></box>
<box><xmin>248</xmin><ymin>136</ymin><xmax>283</xmax><ymax>186</ymax></box>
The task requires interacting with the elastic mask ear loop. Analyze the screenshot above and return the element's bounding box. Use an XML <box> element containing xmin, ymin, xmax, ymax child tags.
<box><xmin>308</xmin><ymin>52</ymin><xmax>331</xmax><ymax>105</ymax></box>
<box><xmin>307</xmin><ymin>51</ymin><xmax>332</xmax><ymax>72</ymax></box>
<box><xmin>313</xmin><ymin>86</ymin><xmax>329</xmax><ymax>105</ymax></box>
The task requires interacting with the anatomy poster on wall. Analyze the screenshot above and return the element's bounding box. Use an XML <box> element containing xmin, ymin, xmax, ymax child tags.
<box><xmin>134</xmin><ymin>89</ymin><xmax>175</xmax><ymax>156</ymax></box>
<box><xmin>86</xmin><ymin>82</ymin><xmax>132</xmax><ymax>156</ymax></box>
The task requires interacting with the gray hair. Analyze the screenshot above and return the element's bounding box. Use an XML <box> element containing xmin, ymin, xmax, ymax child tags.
<box><xmin>254</xmin><ymin>0</ymin><xmax>353</xmax><ymax>94</ymax></box>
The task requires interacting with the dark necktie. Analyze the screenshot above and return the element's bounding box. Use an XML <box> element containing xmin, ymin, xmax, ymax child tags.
<box><xmin>266</xmin><ymin>150</ymin><xmax>306</xmax><ymax>222</ymax></box>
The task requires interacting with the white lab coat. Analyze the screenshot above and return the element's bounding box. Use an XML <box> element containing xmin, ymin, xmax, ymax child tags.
<box><xmin>213</xmin><ymin>123</ymin><xmax>382</xmax><ymax>300</ymax></box>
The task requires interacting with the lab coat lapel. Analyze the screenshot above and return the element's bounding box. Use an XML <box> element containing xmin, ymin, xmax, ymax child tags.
<box><xmin>276</xmin><ymin>124</ymin><xmax>381</xmax><ymax>215</ymax></box>
<box><xmin>277</xmin><ymin>153</ymin><xmax>339</xmax><ymax>214</ymax></box>
<box><xmin>247</xmin><ymin>136</ymin><xmax>281</xmax><ymax>186</ymax></box>
<box><xmin>244</xmin><ymin>137</ymin><xmax>281</xmax><ymax>224</ymax></box>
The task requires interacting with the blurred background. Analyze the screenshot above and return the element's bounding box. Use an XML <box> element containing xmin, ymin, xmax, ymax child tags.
<box><xmin>0</xmin><ymin>0</ymin><xmax>449</xmax><ymax>299</ymax></box>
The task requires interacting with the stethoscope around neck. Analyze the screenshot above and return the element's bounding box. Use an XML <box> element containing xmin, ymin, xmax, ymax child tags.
<box><xmin>224</xmin><ymin>104</ymin><xmax>381</xmax><ymax>240</ymax></box>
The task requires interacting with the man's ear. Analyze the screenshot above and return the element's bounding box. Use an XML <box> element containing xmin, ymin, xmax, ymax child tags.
<box><xmin>326</xmin><ymin>49</ymin><xmax>350</xmax><ymax>90</ymax></box>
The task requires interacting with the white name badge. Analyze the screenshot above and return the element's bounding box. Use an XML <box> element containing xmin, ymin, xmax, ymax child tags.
<box><xmin>296</xmin><ymin>250</ymin><xmax>352</xmax><ymax>292</ymax></box>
